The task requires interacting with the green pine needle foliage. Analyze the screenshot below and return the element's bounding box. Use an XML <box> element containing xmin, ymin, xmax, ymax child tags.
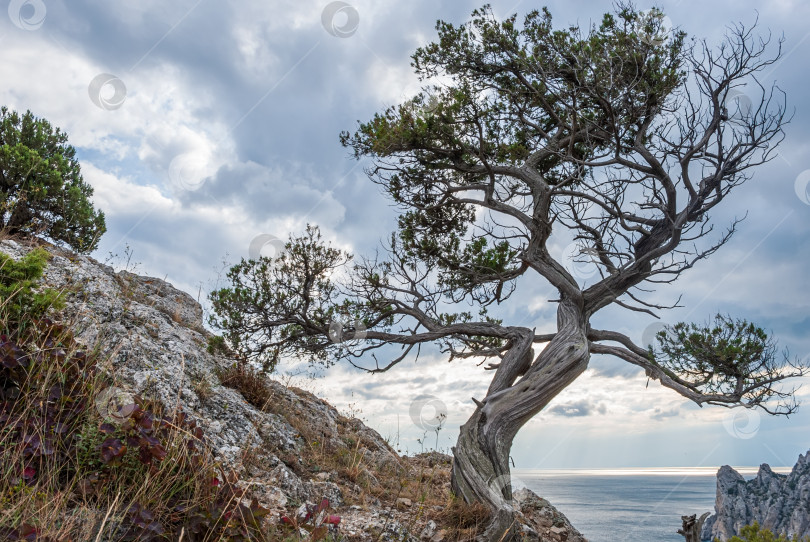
<box><xmin>0</xmin><ymin>107</ymin><xmax>106</xmax><ymax>252</ymax></box>
<box><xmin>0</xmin><ymin>247</ymin><xmax>64</xmax><ymax>334</ymax></box>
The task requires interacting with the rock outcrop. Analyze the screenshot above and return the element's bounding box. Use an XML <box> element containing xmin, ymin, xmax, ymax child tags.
<box><xmin>514</xmin><ymin>489</ymin><xmax>588</xmax><ymax>542</ymax></box>
<box><xmin>1</xmin><ymin>238</ymin><xmax>587</xmax><ymax>541</ymax></box>
<box><xmin>702</xmin><ymin>452</ymin><xmax>810</xmax><ymax>541</ymax></box>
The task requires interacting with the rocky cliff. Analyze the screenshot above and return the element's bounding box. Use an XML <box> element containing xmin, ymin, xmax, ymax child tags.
<box><xmin>702</xmin><ymin>452</ymin><xmax>810</xmax><ymax>541</ymax></box>
<box><xmin>0</xmin><ymin>238</ymin><xmax>587</xmax><ymax>542</ymax></box>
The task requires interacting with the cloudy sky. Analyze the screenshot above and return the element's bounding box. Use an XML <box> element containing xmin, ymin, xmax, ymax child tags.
<box><xmin>2</xmin><ymin>0</ymin><xmax>808</xmax><ymax>471</ymax></box>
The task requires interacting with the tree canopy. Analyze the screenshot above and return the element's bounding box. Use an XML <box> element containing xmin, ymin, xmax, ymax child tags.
<box><xmin>0</xmin><ymin>107</ymin><xmax>106</xmax><ymax>252</ymax></box>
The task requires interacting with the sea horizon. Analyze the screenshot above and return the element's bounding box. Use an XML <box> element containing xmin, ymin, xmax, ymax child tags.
<box><xmin>515</xmin><ymin>466</ymin><xmax>794</xmax><ymax>477</ymax></box>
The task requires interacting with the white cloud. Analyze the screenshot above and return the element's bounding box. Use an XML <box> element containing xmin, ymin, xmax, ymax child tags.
<box><xmin>82</xmin><ymin>162</ymin><xmax>172</xmax><ymax>221</ymax></box>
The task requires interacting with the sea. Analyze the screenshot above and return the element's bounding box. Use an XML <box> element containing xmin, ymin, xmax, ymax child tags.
<box><xmin>514</xmin><ymin>467</ymin><xmax>792</xmax><ymax>542</ymax></box>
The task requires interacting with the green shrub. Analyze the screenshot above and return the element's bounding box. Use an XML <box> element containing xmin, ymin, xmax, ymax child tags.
<box><xmin>721</xmin><ymin>522</ymin><xmax>810</xmax><ymax>542</ymax></box>
<box><xmin>0</xmin><ymin>107</ymin><xmax>106</xmax><ymax>252</ymax></box>
<box><xmin>0</xmin><ymin>247</ymin><xmax>63</xmax><ymax>334</ymax></box>
<box><xmin>206</xmin><ymin>334</ymin><xmax>231</xmax><ymax>356</ymax></box>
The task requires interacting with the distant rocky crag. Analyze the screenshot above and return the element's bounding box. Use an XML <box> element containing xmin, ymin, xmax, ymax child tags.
<box><xmin>702</xmin><ymin>451</ymin><xmax>810</xmax><ymax>541</ymax></box>
<box><xmin>1</xmin><ymin>238</ymin><xmax>587</xmax><ymax>542</ymax></box>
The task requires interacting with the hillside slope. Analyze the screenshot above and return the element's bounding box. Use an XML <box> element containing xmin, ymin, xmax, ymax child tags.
<box><xmin>0</xmin><ymin>238</ymin><xmax>586</xmax><ymax>542</ymax></box>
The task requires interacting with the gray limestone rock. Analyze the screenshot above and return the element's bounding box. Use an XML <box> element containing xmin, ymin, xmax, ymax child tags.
<box><xmin>703</xmin><ymin>452</ymin><xmax>810</xmax><ymax>540</ymax></box>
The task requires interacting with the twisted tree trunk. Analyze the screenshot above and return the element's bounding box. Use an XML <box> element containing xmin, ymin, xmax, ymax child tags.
<box><xmin>450</xmin><ymin>299</ymin><xmax>590</xmax><ymax>541</ymax></box>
